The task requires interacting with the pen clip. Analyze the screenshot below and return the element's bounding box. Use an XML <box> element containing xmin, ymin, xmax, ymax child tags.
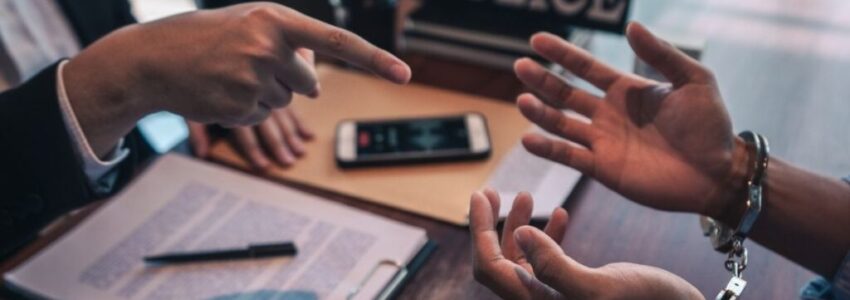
<box><xmin>346</xmin><ymin>260</ymin><xmax>407</xmax><ymax>300</ymax></box>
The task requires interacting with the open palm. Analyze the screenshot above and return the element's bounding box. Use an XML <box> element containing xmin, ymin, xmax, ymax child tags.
<box><xmin>515</xmin><ymin>23</ymin><xmax>745</xmax><ymax>217</ymax></box>
<box><xmin>469</xmin><ymin>189</ymin><xmax>703</xmax><ymax>299</ymax></box>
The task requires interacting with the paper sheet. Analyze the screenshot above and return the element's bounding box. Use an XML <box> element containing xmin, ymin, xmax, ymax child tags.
<box><xmin>5</xmin><ymin>154</ymin><xmax>427</xmax><ymax>300</ymax></box>
<box><xmin>486</xmin><ymin>129</ymin><xmax>583</xmax><ymax>219</ymax></box>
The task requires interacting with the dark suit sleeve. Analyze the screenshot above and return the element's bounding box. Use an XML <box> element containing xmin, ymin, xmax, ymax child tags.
<box><xmin>114</xmin><ymin>0</ymin><xmax>138</xmax><ymax>27</ymax></box>
<box><xmin>0</xmin><ymin>0</ymin><xmax>147</xmax><ymax>258</ymax></box>
<box><xmin>0</xmin><ymin>62</ymin><xmax>136</xmax><ymax>257</ymax></box>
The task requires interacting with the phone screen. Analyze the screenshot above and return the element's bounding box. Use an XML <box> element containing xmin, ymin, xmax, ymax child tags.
<box><xmin>356</xmin><ymin>116</ymin><xmax>470</xmax><ymax>157</ymax></box>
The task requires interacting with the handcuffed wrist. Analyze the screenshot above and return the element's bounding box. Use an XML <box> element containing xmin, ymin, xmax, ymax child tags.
<box><xmin>700</xmin><ymin>131</ymin><xmax>769</xmax><ymax>299</ymax></box>
<box><xmin>702</xmin><ymin>131</ymin><xmax>770</xmax><ymax>251</ymax></box>
<box><xmin>707</xmin><ymin>136</ymin><xmax>752</xmax><ymax>226</ymax></box>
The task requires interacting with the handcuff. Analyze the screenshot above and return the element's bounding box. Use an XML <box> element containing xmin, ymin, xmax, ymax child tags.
<box><xmin>700</xmin><ymin>131</ymin><xmax>769</xmax><ymax>300</ymax></box>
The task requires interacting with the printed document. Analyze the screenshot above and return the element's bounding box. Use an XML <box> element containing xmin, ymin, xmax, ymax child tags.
<box><xmin>5</xmin><ymin>154</ymin><xmax>428</xmax><ymax>300</ymax></box>
<box><xmin>486</xmin><ymin>127</ymin><xmax>583</xmax><ymax>219</ymax></box>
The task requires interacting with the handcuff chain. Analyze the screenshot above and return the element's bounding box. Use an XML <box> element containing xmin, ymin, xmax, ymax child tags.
<box><xmin>723</xmin><ymin>239</ymin><xmax>748</xmax><ymax>278</ymax></box>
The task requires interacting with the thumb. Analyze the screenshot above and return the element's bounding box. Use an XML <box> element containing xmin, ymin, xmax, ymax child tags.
<box><xmin>626</xmin><ymin>22</ymin><xmax>713</xmax><ymax>87</ymax></box>
<box><xmin>514</xmin><ymin>226</ymin><xmax>595</xmax><ymax>298</ymax></box>
<box><xmin>296</xmin><ymin>48</ymin><xmax>316</xmax><ymax>66</ymax></box>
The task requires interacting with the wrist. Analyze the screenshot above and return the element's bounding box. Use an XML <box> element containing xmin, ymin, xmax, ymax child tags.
<box><xmin>708</xmin><ymin>136</ymin><xmax>753</xmax><ymax>227</ymax></box>
<box><xmin>63</xmin><ymin>27</ymin><xmax>156</xmax><ymax>155</ymax></box>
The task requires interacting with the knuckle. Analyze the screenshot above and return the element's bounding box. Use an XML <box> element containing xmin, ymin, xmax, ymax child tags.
<box><xmin>556</xmin><ymin>116</ymin><xmax>570</xmax><ymax>134</ymax></box>
<box><xmin>656</xmin><ymin>50</ymin><xmax>673</xmax><ymax>66</ymax></box>
<box><xmin>573</xmin><ymin>57</ymin><xmax>593</xmax><ymax>77</ymax></box>
<box><xmin>557</xmin><ymin>83</ymin><xmax>574</xmax><ymax>103</ymax></box>
<box><xmin>369</xmin><ymin>50</ymin><xmax>385</xmax><ymax>71</ymax></box>
<box><xmin>536</xmin><ymin>69</ymin><xmax>550</xmax><ymax>88</ymax></box>
<box><xmin>326</xmin><ymin>28</ymin><xmax>352</xmax><ymax>51</ymax></box>
<box><xmin>242</xmin><ymin>38</ymin><xmax>277</xmax><ymax>62</ymax></box>
<box><xmin>552</xmin><ymin>146</ymin><xmax>572</xmax><ymax>165</ymax></box>
<box><xmin>250</xmin><ymin>33</ymin><xmax>277</xmax><ymax>53</ymax></box>
<box><xmin>243</xmin><ymin>5</ymin><xmax>279</xmax><ymax>23</ymax></box>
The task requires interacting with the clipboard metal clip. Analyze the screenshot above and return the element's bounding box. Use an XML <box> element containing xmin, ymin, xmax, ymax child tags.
<box><xmin>347</xmin><ymin>260</ymin><xmax>407</xmax><ymax>300</ymax></box>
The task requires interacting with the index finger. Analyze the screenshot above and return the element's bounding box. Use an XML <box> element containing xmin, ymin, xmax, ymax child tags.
<box><xmin>530</xmin><ymin>32</ymin><xmax>623</xmax><ymax>91</ymax></box>
<box><xmin>501</xmin><ymin>192</ymin><xmax>533</xmax><ymax>262</ymax></box>
<box><xmin>276</xmin><ymin>8</ymin><xmax>411</xmax><ymax>84</ymax></box>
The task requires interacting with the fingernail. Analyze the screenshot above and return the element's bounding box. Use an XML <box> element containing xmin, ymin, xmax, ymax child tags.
<box><xmin>514</xmin><ymin>228</ymin><xmax>532</xmax><ymax>251</ymax></box>
<box><xmin>291</xmin><ymin>143</ymin><xmax>305</xmax><ymax>156</ymax></box>
<box><xmin>626</xmin><ymin>21</ymin><xmax>636</xmax><ymax>34</ymax></box>
<box><xmin>531</xmin><ymin>97</ymin><xmax>544</xmax><ymax>109</ymax></box>
<box><xmin>471</xmin><ymin>191</ymin><xmax>484</xmax><ymax>200</ymax></box>
<box><xmin>253</xmin><ymin>159</ymin><xmax>271</xmax><ymax>171</ymax></box>
<box><xmin>308</xmin><ymin>83</ymin><xmax>321</xmax><ymax>99</ymax></box>
<box><xmin>390</xmin><ymin>64</ymin><xmax>410</xmax><ymax>83</ymax></box>
<box><xmin>281</xmin><ymin>153</ymin><xmax>295</xmax><ymax>165</ymax></box>
<box><xmin>521</xmin><ymin>96</ymin><xmax>544</xmax><ymax>113</ymax></box>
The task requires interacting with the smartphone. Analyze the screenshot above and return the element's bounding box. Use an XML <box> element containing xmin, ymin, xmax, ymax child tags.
<box><xmin>336</xmin><ymin>113</ymin><xmax>492</xmax><ymax>168</ymax></box>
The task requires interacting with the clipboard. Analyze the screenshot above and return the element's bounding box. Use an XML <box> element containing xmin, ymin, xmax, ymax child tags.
<box><xmin>209</xmin><ymin>65</ymin><xmax>532</xmax><ymax>225</ymax></box>
<box><xmin>4</xmin><ymin>154</ymin><xmax>435</xmax><ymax>300</ymax></box>
<box><xmin>348</xmin><ymin>240</ymin><xmax>437</xmax><ymax>300</ymax></box>
<box><xmin>5</xmin><ymin>240</ymin><xmax>437</xmax><ymax>300</ymax></box>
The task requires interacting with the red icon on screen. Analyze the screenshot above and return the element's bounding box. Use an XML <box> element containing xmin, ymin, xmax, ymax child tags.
<box><xmin>358</xmin><ymin>132</ymin><xmax>370</xmax><ymax>147</ymax></box>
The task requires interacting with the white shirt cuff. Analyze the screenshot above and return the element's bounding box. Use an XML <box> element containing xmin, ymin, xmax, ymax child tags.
<box><xmin>56</xmin><ymin>60</ymin><xmax>130</xmax><ymax>193</ymax></box>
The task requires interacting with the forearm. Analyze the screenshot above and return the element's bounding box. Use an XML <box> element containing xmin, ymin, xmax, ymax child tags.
<box><xmin>723</xmin><ymin>158</ymin><xmax>850</xmax><ymax>277</ymax></box>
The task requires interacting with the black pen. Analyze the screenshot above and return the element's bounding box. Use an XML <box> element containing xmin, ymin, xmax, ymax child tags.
<box><xmin>144</xmin><ymin>242</ymin><xmax>298</xmax><ymax>264</ymax></box>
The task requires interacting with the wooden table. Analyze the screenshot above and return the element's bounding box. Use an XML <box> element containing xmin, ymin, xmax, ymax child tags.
<box><xmin>4</xmin><ymin>0</ymin><xmax>849</xmax><ymax>299</ymax></box>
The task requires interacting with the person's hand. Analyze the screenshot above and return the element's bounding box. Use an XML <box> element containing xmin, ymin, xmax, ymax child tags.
<box><xmin>470</xmin><ymin>189</ymin><xmax>703</xmax><ymax>299</ymax></box>
<box><xmin>513</xmin><ymin>22</ymin><xmax>750</xmax><ymax>221</ymax></box>
<box><xmin>188</xmin><ymin>49</ymin><xmax>315</xmax><ymax>169</ymax></box>
<box><xmin>188</xmin><ymin>107</ymin><xmax>313</xmax><ymax>169</ymax></box>
<box><xmin>63</xmin><ymin>3</ymin><xmax>410</xmax><ymax>157</ymax></box>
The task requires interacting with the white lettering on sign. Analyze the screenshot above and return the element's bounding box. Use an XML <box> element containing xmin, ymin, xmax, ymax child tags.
<box><xmin>587</xmin><ymin>0</ymin><xmax>627</xmax><ymax>23</ymax></box>
<box><xmin>447</xmin><ymin>0</ymin><xmax>629</xmax><ymax>31</ymax></box>
<box><xmin>477</xmin><ymin>0</ymin><xmax>627</xmax><ymax>25</ymax></box>
<box><xmin>552</xmin><ymin>0</ymin><xmax>588</xmax><ymax>16</ymax></box>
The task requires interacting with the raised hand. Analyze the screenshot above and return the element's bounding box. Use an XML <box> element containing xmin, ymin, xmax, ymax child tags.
<box><xmin>63</xmin><ymin>3</ymin><xmax>410</xmax><ymax>156</ymax></box>
<box><xmin>514</xmin><ymin>22</ymin><xmax>750</xmax><ymax>220</ymax></box>
<box><xmin>188</xmin><ymin>106</ymin><xmax>313</xmax><ymax>169</ymax></box>
<box><xmin>469</xmin><ymin>189</ymin><xmax>703</xmax><ymax>299</ymax></box>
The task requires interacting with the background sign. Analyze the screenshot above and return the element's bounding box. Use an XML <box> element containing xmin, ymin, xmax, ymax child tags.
<box><xmin>417</xmin><ymin>0</ymin><xmax>631</xmax><ymax>36</ymax></box>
